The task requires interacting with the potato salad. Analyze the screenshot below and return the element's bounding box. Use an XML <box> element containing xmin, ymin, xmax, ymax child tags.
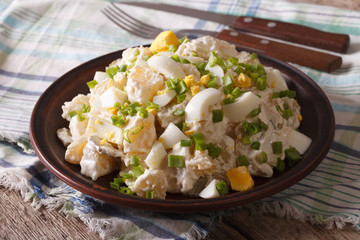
<box><xmin>57</xmin><ymin>31</ymin><xmax>312</xmax><ymax>199</ymax></box>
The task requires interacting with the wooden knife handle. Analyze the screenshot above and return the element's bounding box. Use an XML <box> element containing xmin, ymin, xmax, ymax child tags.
<box><xmin>216</xmin><ymin>29</ymin><xmax>342</xmax><ymax>72</ymax></box>
<box><xmin>232</xmin><ymin>16</ymin><xmax>350</xmax><ymax>53</ymax></box>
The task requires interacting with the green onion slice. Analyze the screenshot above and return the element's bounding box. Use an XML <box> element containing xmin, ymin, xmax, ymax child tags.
<box><xmin>216</xmin><ymin>180</ymin><xmax>229</xmax><ymax>196</ymax></box>
<box><xmin>132</xmin><ymin>165</ymin><xmax>145</xmax><ymax>177</ymax></box>
<box><xmin>237</xmin><ymin>155</ymin><xmax>250</xmax><ymax>166</ymax></box>
<box><xmin>272</xmin><ymin>141</ymin><xmax>283</xmax><ymax>154</ymax></box>
<box><xmin>260</xmin><ymin>151</ymin><xmax>268</xmax><ymax>163</ymax></box>
<box><xmin>180</xmin><ymin>139</ymin><xmax>192</xmax><ymax>147</ymax></box>
<box><xmin>212</xmin><ymin>109</ymin><xmax>223</xmax><ymax>123</ymax></box>
<box><xmin>172</xmin><ymin>109</ymin><xmax>185</xmax><ymax>117</ymax></box>
<box><xmin>168</xmin><ymin>155</ymin><xmax>185</xmax><ymax>168</ymax></box>
<box><xmin>87</xmin><ymin>80</ymin><xmax>98</xmax><ymax>89</ymax></box>
<box><xmin>145</xmin><ymin>190</ymin><xmax>155</xmax><ymax>199</ymax></box>
<box><xmin>251</xmin><ymin>141</ymin><xmax>260</xmax><ymax>150</ymax></box>
<box><xmin>275</xmin><ymin>158</ymin><xmax>285</xmax><ymax>172</ymax></box>
<box><xmin>130</xmin><ymin>155</ymin><xmax>140</xmax><ymax>166</ymax></box>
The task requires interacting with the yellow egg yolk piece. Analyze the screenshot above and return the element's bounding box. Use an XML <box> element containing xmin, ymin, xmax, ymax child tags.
<box><xmin>150</xmin><ymin>30</ymin><xmax>180</xmax><ymax>53</ymax></box>
<box><xmin>226</xmin><ymin>166</ymin><xmax>254</xmax><ymax>192</ymax></box>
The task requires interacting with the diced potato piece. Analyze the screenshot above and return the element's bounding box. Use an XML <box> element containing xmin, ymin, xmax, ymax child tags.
<box><xmin>150</xmin><ymin>30</ymin><xmax>180</xmax><ymax>53</ymax></box>
<box><xmin>226</xmin><ymin>166</ymin><xmax>254</xmax><ymax>192</ymax></box>
<box><xmin>65</xmin><ymin>137</ymin><xmax>88</xmax><ymax>164</ymax></box>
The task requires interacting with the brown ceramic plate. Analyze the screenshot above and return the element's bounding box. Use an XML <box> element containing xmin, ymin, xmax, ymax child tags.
<box><xmin>30</xmin><ymin>47</ymin><xmax>334</xmax><ymax>213</ymax></box>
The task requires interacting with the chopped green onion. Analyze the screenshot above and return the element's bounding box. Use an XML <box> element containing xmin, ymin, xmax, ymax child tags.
<box><xmin>132</xmin><ymin>165</ymin><xmax>145</xmax><ymax>177</ymax></box>
<box><xmin>113</xmin><ymin>176</ymin><xmax>125</xmax><ymax>184</ymax></box>
<box><xmin>234</xmin><ymin>65</ymin><xmax>245</xmax><ymax>74</ymax></box>
<box><xmin>168</xmin><ymin>44</ymin><xmax>178</xmax><ymax>52</ymax></box>
<box><xmin>172</xmin><ymin>109</ymin><xmax>185</xmax><ymax>117</ymax></box>
<box><xmin>171</xmin><ymin>54</ymin><xmax>181</xmax><ymax>63</ymax></box>
<box><xmin>175</xmin><ymin>122</ymin><xmax>187</xmax><ymax>132</ymax></box>
<box><xmin>212</xmin><ymin>109</ymin><xmax>223</xmax><ymax>123</ymax></box>
<box><xmin>280</xmin><ymin>90</ymin><xmax>296</xmax><ymax>98</ymax></box>
<box><xmin>216</xmin><ymin>180</ymin><xmax>229</xmax><ymax>196</ymax></box>
<box><xmin>166</xmin><ymin>79</ymin><xmax>177</xmax><ymax>89</ymax></box>
<box><xmin>197</xmin><ymin>61</ymin><xmax>209</xmax><ymax>76</ymax></box>
<box><xmin>133</xmin><ymin>48</ymin><xmax>140</xmax><ymax>56</ymax></box>
<box><xmin>69</xmin><ymin>110</ymin><xmax>77</xmax><ymax>118</ymax></box>
<box><xmin>176</xmin><ymin>94</ymin><xmax>187</xmax><ymax>103</ymax></box>
<box><xmin>237</xmin><ymin>155</ymin><xmax>250</xmax><ymax>166</ymax></box>
<box><xmin>77</xmin><ymin>111</ymin><xmax>86</xmax><ymax>122</ymax></box>
<box><xmin>257</xmin><ymin>118</ymin><xmax>269</xmax><ymax>131</ymax></box>
<box><xmin>250</xmin><ymin>107</ymin><xmax>261</xmax><ymax>117</ymax></box>
<box><xmin>251</xmin><ymin>141</ymin><xmax>260</xmax><ymax>150</ymax></box>
<box><xmin>206</xmin><ymin>79</ymin><xmax>218</xmax><ymax>88</ymax></box>
<box><xmin>272</xmin><ymin>141</ymin><xmax>283</xmax><ymax>154</ymax></box>
<box><xmin>275</xmin><ymin>158</ymin><xmax>285</xmax><ymax>172</ymax></box>
<box><xmin>231</xmin><ymin>87</ymin><xmax>243</xmax><ymax>99</ymax></box>
<box><xmin>119</xmin><ymin>186</ymin><xmax>134</xmax><ymax>195</ymax></box>
<box><xmin>110</xmin><ymin>182</ymin><xmax>120</xmax><ymax>190</ymax></box>
<box><xmin>180</xmin><ymin>36</ymin><xmax>189</xmax><ymax>44</ymax></box>
<box><xmin>191</xmin><ymin>52</ymin><xmax>198</xmax><ymax>57</ymax></box>
<box><xmin>132</xmin><ymin>126</ymin><xmax>144</xmax><ymax>135</ymax></box>
<box><xmin>227</xmin><ymin>56</ymin><xmax>238</xmax><ymax>66</ymax></box>
<box><xmin>276</xmin><ymin>104</ymin><xmax>293</xmax><ymax>120</ymax></box>
<box><xmin>180</xmin><ymin>139</ymin><xmax>192</xmax><ymax>147</ymax></box>
<box><xmin>242</xmin><ymin>135</ymin><xmax>251</xmax><ymax>145</ymax></box>
<box><xmin>130</xmin><ymin>155</ymin><xmax>140</xmax><ymax>166</ymax></box>
<box><xmin>181</xmin><ymin>58</ymin><xmax>191</xmax><ymax>64</ymax></box>
<box><xmin>206</xmin><ymin>143</ymin><xmax>222</xmax><ymax>158</ymax></box>
<box><xmin>168</xmin><ymin>155</ymin><xmax>185</xmax><ymax>168</ymax></box>
<box><xmin>145</xmin><ymin>190</ymin><xmax>155</xmax><ymax>199</ymax></box>
<box><xmin>81</xmin><ymin>104</ymin><xmax>91</xmax><ymax>113</ymax></box>
<box><xmin>87</xmin><ymin>80</ymin><xmax>98</xmax><ymax>89</ymax></box>
<box><xmin>143</xmin><ymin>55</ymin><xmax>151</xmax><ymax>61</ymax></box>
<box><xmin>121</xmin><ymin>172</ymin><xmax>133</xmax><ymax>179</ymax></box>
<box><xmin>260</xmin><ymin>151</ymin><xmax>268</xmax><ymax>163</ymax></box>
<box><xmin>190</xmin><ymin>132</ymin><xmax>207</xmax><ymax>151</ymax></box>
<box><xmin>256</xmin><ymin>77</ymin><xmax>267</xmax><ymax>91</ymax></box>
<box><xmin>145</xmin><ymin>101</ymin><xmax>159</xmax><ymax>110</ymax></box>
<box><xmin>175</xmin><ymin>80</ymin><xmax>188</xmax><ymax>95</ymax></box>
<box><xmin>119</xmin><ymin>64</ymin><xmax>127</xmax><ymax>72</ymax></box>
<box><xmin>250</xmin><ymin>52</ymin><xmax>258</xmax><ymax>59</ymax></box>
<box><xmin>222</xmin><ymin>74</ymin><xmax>233</xmax><ymax>86</ymax></box>
<box><xmin>106</xmin><ymin>66</ymin><xmax>120</xmax><ymax>79</ymax></box>
<box><xmin>138</xmin><ymin>107</ymin><xmax>148</xmax><ymax>118</ymax></box>
<box><xmin>272</xmin><ymin>92</ymin><xmax>280</xmax><ymax>99</ymax></box>
<box><xmin>285</xmin><ymin>147</ymin><xmax>302</xmax><ymax>167</ymax></box>
<box><xmin>123</xmin><ymin>129</ymin><xmax>131</xmax><ymax>143</ymax></box>
<box><xmin>223</xmin><ymin>96</ymin><xmax>235</xmax><ymax>105</ymax></box>
<box><xmin>243</xmin><ymin>122</ymin><xmax>260</xmax><ymax>135</ymax></box>
<box><xmin>111</xmin><ymin>115</ymin><xmax>126</xmax><ymax>127</ymax></box>
<box><xmin>209</xmin><ymin>51</ymin><xmax>218</xmax><ymax>67</ymax></box>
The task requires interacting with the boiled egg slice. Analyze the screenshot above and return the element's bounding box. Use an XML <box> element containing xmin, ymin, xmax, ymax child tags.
<box><xmin>223</xmin><ymin>91</ymin><xmax>261</xmax><ymax>122</ymax></box>
<box><xmin>185</xmin><ymin>88</ymin><xmax>221</xmax><ymax>121</ymax></box>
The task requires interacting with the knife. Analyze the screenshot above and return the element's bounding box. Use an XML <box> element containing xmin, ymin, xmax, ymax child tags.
<box><xmin>120</xmin><ymin>1</ymin><xmax>350</xmax><ymax>53</ymax></box>
<box><xmin>173</xmin><ymin>29</ymin><xmax>342</xmax><ymax>72</ymax></box>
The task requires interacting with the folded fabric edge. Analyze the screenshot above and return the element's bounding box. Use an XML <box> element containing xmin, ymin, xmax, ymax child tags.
<box><xmin>0</xmin><ymin>134</ymin><xmax>34</xmax><ymax>154</ymax></box>
<box><xmin>245</xmin><ymin>201</ymin><xmax>360</xmax><ymax>231</ymax></box>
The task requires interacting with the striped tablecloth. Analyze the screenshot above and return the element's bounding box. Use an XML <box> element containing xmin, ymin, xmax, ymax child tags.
<box><xmin>0</xmin><ymin>0</ymin><xmax>359</xmax><ymax>239</ymax></box>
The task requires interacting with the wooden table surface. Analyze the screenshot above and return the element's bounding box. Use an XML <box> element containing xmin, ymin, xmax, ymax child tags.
<box><xmin>1</xmin><ymin>0</ymin><xmax>360</xmax><ymax>239</ymax></box>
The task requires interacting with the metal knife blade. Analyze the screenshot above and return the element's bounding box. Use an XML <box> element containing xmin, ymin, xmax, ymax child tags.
<box><xmin>119</xmin><ymin>1</ymin><xmax>349</xmax><ymax>53</ymax></box>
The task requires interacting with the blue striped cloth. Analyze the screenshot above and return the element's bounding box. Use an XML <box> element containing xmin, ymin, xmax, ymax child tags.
<box><xmin>0</xmin><ymin>0</ymin><xmax>359</xmax><ymax>238</ymax></box>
